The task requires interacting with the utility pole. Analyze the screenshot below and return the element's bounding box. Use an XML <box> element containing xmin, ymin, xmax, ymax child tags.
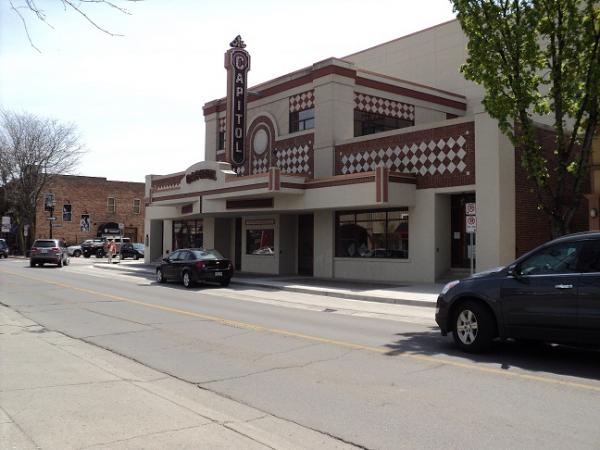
<box><xmin>49</xmin><ymin>203</ymin><xmax>54</xmax><ymax>239</ymax></box>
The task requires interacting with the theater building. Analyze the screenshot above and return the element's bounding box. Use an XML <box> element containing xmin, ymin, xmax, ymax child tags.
<box><xmin>144</xmin><ymin>21</ymin><xmax>594</xmax><ymax>282</ymax></box>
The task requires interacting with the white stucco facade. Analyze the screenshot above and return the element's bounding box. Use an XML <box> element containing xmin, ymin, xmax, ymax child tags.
<box><xmin>144</xmin><ymin>20</ymin><xmax>524</xmax><ymax>283</ymax></box>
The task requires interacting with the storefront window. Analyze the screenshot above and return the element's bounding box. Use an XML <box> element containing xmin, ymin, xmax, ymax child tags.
<box><xmin>335</xmin><ymin>209</ymin><xmax>409</xmax><ymax>258</ymax></box>
<box><xmin>173</xmin><ymin>220</ymin><xmax>203</xmax><ymax>250</ymax></box>
<box><xmin>246</xmin><ymin>229</ymin><xmax>274</xmax><ymax>255</ymax></box>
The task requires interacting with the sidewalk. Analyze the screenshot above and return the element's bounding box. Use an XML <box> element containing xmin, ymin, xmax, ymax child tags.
<box><xmin>0</xmin><ymin>306</ymin><xmax>353</xmax><ymax>450</ymax></box>
<box><xmin>94</xmin><ymin>260</ymin><xmax>442</xmax><ymax>307</ymax></box>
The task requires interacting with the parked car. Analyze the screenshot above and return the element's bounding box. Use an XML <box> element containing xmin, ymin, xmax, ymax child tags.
<box><xmin>81</xmin><ymin>238</ymin><xmax>106</xmax><ymax>258</ymax></box>
<box><xmin>120</xmin><ymin>243</ymin><xmax>144</xmax><ymax>260</ymax></box>
<box><xmin>156</xmin><ymin>248</ymin><xmax>233</xmax><ymax>288</ymax></box>
<box><xmin>0</xmin><ymin>239</ymin><xmax>8</xmax><ymax>258</ymax></box>
<box><xmin>30</xmin><ymin>239</ymin><xmax>70</xmax><ymax>267</ymax></box>
<box><xmin>67</xmin><ymin>242</ymin><xmax>87</xmax><ymax>257</ymax></box>
<box><xmin>435</xmin><ymin>231</ymin><xmax>600</xmax><ymax>353</ymax></box>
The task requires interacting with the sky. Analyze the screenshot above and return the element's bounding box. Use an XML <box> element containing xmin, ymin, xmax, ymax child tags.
<box><xmin>0</xmin><ymin>0</ymin><xmax>457</xmax><ymax>183</ymax></box>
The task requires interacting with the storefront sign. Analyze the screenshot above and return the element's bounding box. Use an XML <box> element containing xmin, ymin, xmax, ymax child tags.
<box><xmin>185</xmin><ymin>169</ymin><xmax>216</xmax><ymax>184</ymax></box>
<box><xmin>225</xmin><ymin>35</ymin><xmax>251</xmax><ymax>166</ymax></box>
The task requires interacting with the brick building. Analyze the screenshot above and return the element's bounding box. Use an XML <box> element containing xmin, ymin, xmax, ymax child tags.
<box><xmin>36</xmin><ymin>175</ymin><xmax>145</xmax><ymax>245</ymax></box>
<box><xmin>144</xmin><ymin>22</ymin><xmax>595</xmax><ymax>283</ymax></box>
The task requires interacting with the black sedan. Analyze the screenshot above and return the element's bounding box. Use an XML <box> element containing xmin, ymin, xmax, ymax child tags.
<box><xmin>120</xmin><ymin>243</ymin><xmax>144</xmax><ymax>260</ymax></box>
<box><xmin>436</xmin><ymin>231</ymin><xmax>600</xmax><ymax>353</ymax></box>
<box><xmin>156</xmin><ymin>248</ymin><xmax>233</xmax><ymax>288</ymax></box>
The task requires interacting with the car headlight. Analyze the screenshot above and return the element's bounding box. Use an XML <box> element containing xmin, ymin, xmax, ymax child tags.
<box><xmin>441</xmin><ymin>280</ymin><xmax>460</xmax><ymax>295</ymax></box>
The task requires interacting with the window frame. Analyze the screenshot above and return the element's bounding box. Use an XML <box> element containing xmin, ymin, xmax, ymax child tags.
<box><xmin>107</xmin><ymin>197</ymin><xmax>116</xmax><ymax>214</ymax></box>
<box><xmin>133</xmin><ymin>198</ymin><xmax>141</xmax><ymax>215</ymax></box>
<box><xmin>246</xmin><ymin>228</ymin><xmax>275</xmax><ymax>256</ymax></box>
<box><xmin>335</xmin><ymin>208</ymin><xmax>409</xmax><ymax>259</ymax></box>
<box><xmin>289</xmin><ymin>107</ymin><xmax>315</xmax><ymax>133</ymax></box>
<box><xmin>62</xmin><ymin>204</ymin><xmax>72</xmax><ymax>222</ymax></box>
<box><xmin>353</xmin><ymin>110</ymin><xmax>413</xmax><ymax>137</ymax></box>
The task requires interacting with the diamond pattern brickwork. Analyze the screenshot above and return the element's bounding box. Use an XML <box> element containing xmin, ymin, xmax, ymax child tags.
<box><xmin>289</xmin><ymin>90</ymin><xmax>315</xmax><ymax>113</ymax></box>
<box><xmin>273</xmin><ymin>134</ymin><xmax>314</xmax><ymax>177</ymax></box>
<box><xmin>336</xmin><ymin>122</ymin><xmax>475</xmax><ymax>189</ymax></box>
<box><xmin>354</xmin><ymin>93</ymin><xmax>415</xmax><ymax>122</ymax></box>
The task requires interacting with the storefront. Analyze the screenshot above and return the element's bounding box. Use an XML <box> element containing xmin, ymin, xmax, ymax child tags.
<box><xmin>144</xmin><ymin>21</ymin><xmax>591</xmax><ymax>282</ymax></box>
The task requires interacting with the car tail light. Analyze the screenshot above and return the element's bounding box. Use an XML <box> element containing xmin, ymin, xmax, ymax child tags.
<box><xmin>51</xmin><ymin>247</ymin><xmax>61</xmax><ymax>253</ymax></box>
<box><xmin>30</xmin><ymin>247</ymin><xmax>38</xmax><ymax>254</ymax></box>
<box><xmin>195</xmin><ymin>261</ymin><xmax>205</xmax><ymax>270</ymax></box>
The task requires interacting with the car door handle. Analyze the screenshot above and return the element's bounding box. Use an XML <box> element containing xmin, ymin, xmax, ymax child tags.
<box><xmin>554</xmin><ymin>284</ymin><xmax>573</xmax><ymax>289</ymax></box>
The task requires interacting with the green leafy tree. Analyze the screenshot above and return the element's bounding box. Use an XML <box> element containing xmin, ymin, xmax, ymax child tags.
<box><xmin>451</xmin><ymin>0</ymin><xmax>600</xmax><ymax>237</ymax></box>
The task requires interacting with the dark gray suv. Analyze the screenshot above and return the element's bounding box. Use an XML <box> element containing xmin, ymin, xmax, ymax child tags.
<box><xmin>0</xmin><ymin>239</ymin><xmax>8</xmax><ymax>258</ymax></box>
<box><xmin>30</xmin><ymin>239</ymin><xmax>70</xmax><ymax>267</ymax></box>
<box><xmin>436</xmin><ymin>231</ymin><xmax>600</xmax><ymax>352</ymax></box>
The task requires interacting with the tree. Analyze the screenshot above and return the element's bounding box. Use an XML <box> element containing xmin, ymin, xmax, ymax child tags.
<box><xmin>0</xmin><ymin>111</ymin><xmax>84</xmax><ymax>253</ymax></box>
<box><xmin>7</xmin><ymin>0</ymin><xmax>142</xmax><ymax>52</ymax></box>
<box><xmin>451</xmin><ymin>0</ymin><xmax>600</xmax><ymax>237</ymax></box>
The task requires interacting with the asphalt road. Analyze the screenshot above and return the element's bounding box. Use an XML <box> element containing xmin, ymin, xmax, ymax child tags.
<box><xmin>1</xmin><ymin>258</ymin><xmax>600</xmax><ymax>449</ymax></box>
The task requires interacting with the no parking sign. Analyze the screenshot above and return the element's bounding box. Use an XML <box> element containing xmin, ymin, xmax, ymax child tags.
<box><xmin>466</xmin><ymin>215</ymin><xmax>477</xmax><ymax>233</ymax></box>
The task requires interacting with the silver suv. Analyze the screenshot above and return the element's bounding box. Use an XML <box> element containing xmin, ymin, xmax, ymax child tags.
<box><xmin>30</xmin><ymin>239</ymin><xmax>70</xmax><ymax>267</ymax></box>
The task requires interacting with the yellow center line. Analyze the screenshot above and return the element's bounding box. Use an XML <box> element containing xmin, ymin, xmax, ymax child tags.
<box><xmin>2</xmin><ymin>267</ymin><xmax>600</xmax><ymax>393</ymax></box>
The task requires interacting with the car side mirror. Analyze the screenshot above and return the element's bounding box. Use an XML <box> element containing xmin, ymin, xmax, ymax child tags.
<box><xmin>508</xmin><ymin>265</ymin><xmax>522</xmax><ymax>279</ymax></box>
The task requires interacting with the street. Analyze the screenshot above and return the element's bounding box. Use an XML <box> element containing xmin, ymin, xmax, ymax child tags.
<box><xmin>1</xmin><ymin>257</ymin><xmax>600</xmax><ymax>449</ymax></box>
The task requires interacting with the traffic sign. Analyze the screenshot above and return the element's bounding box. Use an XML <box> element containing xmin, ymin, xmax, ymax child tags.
<box><xmin>466</xmin><ymin>215</ymin><xmax>477</xmax><ymax>233</ymax></box>
<box><xmin>465</xmin><ymin>202</ymin><xmax>476</xmax><ymax>216</ymax></box>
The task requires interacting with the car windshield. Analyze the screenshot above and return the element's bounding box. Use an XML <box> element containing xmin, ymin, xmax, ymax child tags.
<box><xmin>191</xmin><ymin>249</ymin><xmax>223</xmax><ymax>260</ymax></box>
<box><xmin>33</xmin><ymin>240</ymin><xmax>57</xmax><ymax>248</ymax></box>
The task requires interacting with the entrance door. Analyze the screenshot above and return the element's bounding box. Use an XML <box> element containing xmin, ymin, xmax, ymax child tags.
<box><xmin>451</xmin><ymin>193</ymin><xmax>476</xmax><ymax>268</ymax></box>
<box><xmin>298</xmin><ymin>214</ymin><xmax>314</xmax><ymax>276</ymax></box>
<box><xmin>234</xmin><ymin>217</ymin><xmax>242</xmax><ymax>271</ymax></box>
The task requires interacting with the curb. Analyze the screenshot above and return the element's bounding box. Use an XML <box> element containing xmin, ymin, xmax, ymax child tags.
<box><xmin>93</xmin><ymin>263</ymin><xmax>437</xmax><ymax>308</ymax></box>
<box><xmin>229</xmin><ymin>279</ymin><xmax>437</xmax><ymax>308</ymax></box>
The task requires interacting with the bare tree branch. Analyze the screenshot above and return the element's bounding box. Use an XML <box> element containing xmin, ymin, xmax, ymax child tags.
<box><xmin>0</xmin><ymin>110</ymin><xmax>85</xmax><ymax>253</ymax></box>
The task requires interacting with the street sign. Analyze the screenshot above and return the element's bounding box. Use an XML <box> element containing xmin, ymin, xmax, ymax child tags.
<box><xmin>52</xmin><ymin>223</ymin><xmax>63</xmax><ymax>228</ymax></box>
<box><xmin>118</xmin><ymin>223</ymin><xmax>125</xmax><ymax>231</ymax></box>
<box><xmin>466</xmin><ymin>215</ymin><xmax>477</xmax><ymax>233</ymax></box>
<box><xmin>1</xmin><ymin>224</ymin><xmax>9</xmax><ymax>233</ymax></box>
<box><xmin>465</xmin><ymin>202</ymin><xmax>476</xmax><ymax>216</ymax></box>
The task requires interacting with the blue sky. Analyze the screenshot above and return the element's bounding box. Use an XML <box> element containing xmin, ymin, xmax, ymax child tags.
<box><xmin>0</xmin><ymin>0</ymin><xmax>456</xmax><ymax>182</ymax></box>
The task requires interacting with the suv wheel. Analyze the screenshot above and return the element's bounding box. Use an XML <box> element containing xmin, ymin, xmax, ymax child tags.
<box><xmin>30</xmin><ymin>260</ymin><xmax>36</xmax><ymax>267</ymax></box>
<box><xmin>57</xmin><ymin>258</ymin><xmax>63</xmax><ymax>268</ymax></box>
<box><xmin>96</xmin><ymin>249</ymin><xmax>104</xmax><ymax>258</ymax></box>
<box><xmin>73</xmin><ymin>250</ymin><xmax>81</xmax><ymax>257</ymax></box>
<box><xmin>452</xmin><ymin>300</ymin><xmax>496</xmax><ymax>353</ymax></box>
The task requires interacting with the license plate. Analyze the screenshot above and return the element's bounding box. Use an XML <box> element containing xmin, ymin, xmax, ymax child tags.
<box><xmin>215</xmin><ymin>271</ymin><xmax>222</xmax><ymax>277</ymax></box>
<box><xmin>41</xmin><ymin>249</ymin><xmax>48</xmax><ymax>253</ymax></box>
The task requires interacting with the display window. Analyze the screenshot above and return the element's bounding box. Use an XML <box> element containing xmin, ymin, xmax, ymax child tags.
<box><xmin>335</xmin><ymin>209</ymin><xmax>408</xmax><ymax>258</ymax></box>
<box><xmin>173</xmin><ymin>220</ymin><xmax>203</xmax><ymax>250</ymax></box>
<box><xmin>246</xmin><ymin>229</ymin><xmax>274</xmax><ymax>255</ymax></box>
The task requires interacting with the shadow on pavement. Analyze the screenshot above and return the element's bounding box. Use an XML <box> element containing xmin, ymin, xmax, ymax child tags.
<box><xmin>384</xmin><ymin>329</ymin><xmax>600</xmax><ymax>382</ymax></box>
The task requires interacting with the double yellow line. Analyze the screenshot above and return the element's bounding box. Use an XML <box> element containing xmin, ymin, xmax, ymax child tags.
<box><xmin>2</xmin><ymin>268</ymin><xmax>600</xmax><ymax>394</ymax></box>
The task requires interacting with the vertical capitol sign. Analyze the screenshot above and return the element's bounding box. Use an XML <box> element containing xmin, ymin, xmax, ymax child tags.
<box><xmin>225</xmin><ymin>35</ymin><xmax>251</xmax><ymax>166</ymax></box>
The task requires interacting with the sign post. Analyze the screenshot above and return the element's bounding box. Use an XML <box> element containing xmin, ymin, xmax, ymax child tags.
<box><xmin>465</xmin><ymin>203</ymin><xmax>477</xmax><ymax>275</ymax></box>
